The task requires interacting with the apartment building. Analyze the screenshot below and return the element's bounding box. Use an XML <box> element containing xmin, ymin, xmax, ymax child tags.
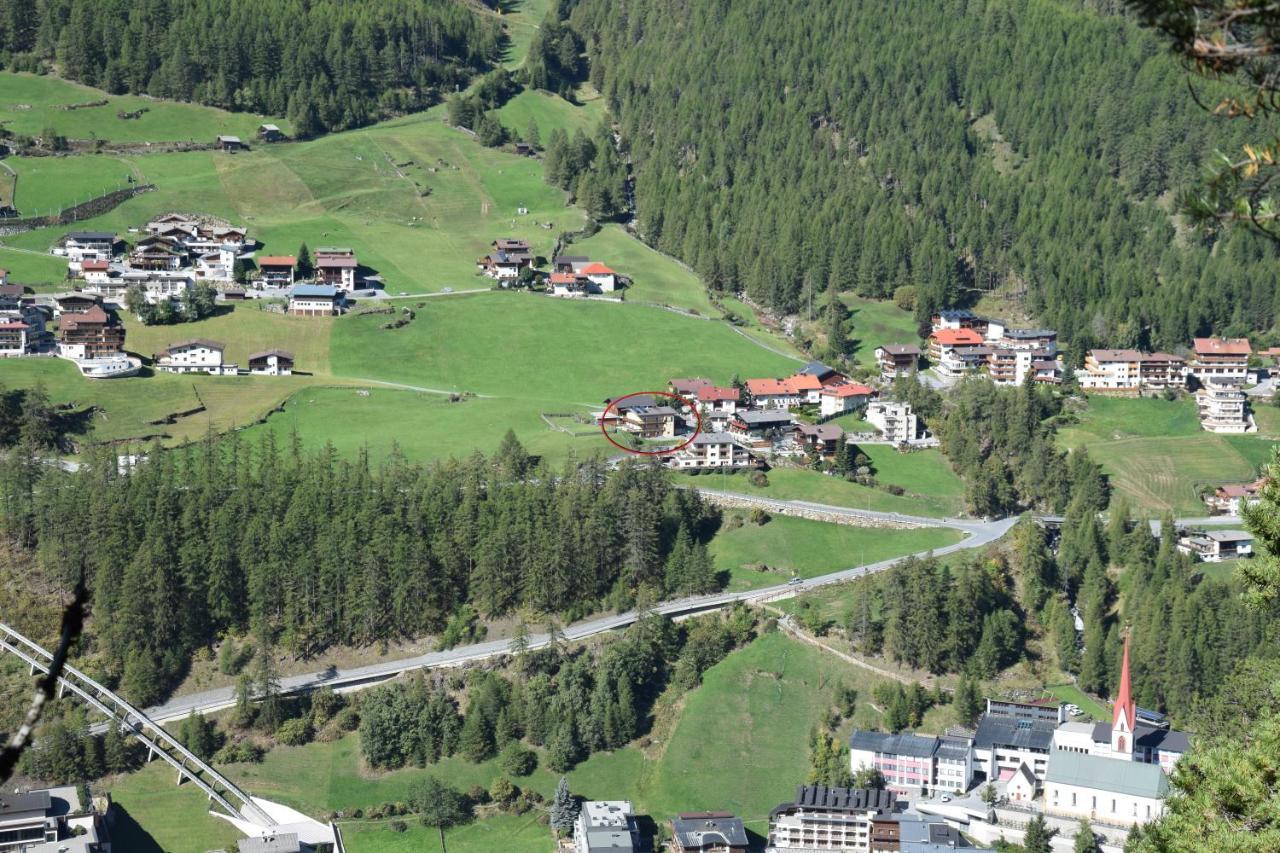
<box><xmin>767</xmin><ymin>785</ymin><xmax>896</xmax><ymax>852</ymax></box>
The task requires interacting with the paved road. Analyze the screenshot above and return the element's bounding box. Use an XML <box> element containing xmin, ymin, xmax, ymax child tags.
<box><xmin>141</xmin><ymin>496</ymin><xmax>1016</xmax><ymax>723</ymax></box>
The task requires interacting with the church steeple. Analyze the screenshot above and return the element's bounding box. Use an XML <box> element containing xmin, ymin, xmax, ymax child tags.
<box><xmin>1111</xmin><ymin>634</ymin><xmax>1135</xmax><ymax>759</ymax></box>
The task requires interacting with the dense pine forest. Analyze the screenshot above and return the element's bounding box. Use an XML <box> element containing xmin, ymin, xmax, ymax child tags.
<box><xmin>566</xmin><ymin>0</ymin><xmax>1280</xmax><ymax>347</ymax></box>
<box><xmin>0</xmin><ymin>433</ymin><xmax>719</xmax><ymax>705</ymax></box>
<box><xmin>0</xmin><ymin>0</ymin><xmax>501</xmax><ymax>135</ymax></box>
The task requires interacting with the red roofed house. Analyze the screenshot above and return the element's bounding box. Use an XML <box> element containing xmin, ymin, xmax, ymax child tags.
<box><xmin>314</xmin><ymin>248</ymin><xmax>359</xmax><ymax>291</ymax></box>
<box><xmin>783</xmin><ymin>373</ymin><xmax>824</xmax><ymax>405</ymax></box>
<box><xmin>257</xmin><ymin>255</ymin><xmax>297</xmax><ymax>286</ymax></box>
<box><xmin>549</xmin><ymin>271</ymin><xmax>585</xmax><ymax>297</ymax></box>
<box><xmin>0</xmin><ymin>319</ymin><xmax>30</xmax><ymax>355</ymax></box>
<box><xmin>928</xmin><ymin>327</ymin><xmax>985</xmax><ymax>361</ymax></box>
<box><xmin>80</xmin><ymin>259</ymin><xmax>112</xmax><ymax>286</ymax></box>
<box><xmin>745</xmin><ymin>378</ymin><xmax>796</xmax><ymax>410</ymax></box>
<box><xmin>819</xmin><ymin>383</ymin><xmax>875</xmax><ymax>417</ymax></box>
<box><xmin>1189</xmin><ymin>337</ymin><xmax>1251</xmax><ymax>387</ymax></box>
<box><xmin>580</xmin><ymin>262</ymin><xmax>617</xmax><ymax>292</ymax></box>
<box><xmin>696</xmin><ymin>385</ymin><xmax>740</xmax><ymax>429</ymax></box>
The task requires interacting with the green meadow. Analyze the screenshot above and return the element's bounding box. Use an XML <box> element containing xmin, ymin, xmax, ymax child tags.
<box><xmin>572</xmin><ymin>223</ymin><xmax>718</xmax><ymax>314</ymax></box>
<box><xmin>845</xmin><ymin>295</ymin><xmax>920</xmax><ymax>365</ymax></box>
<box><xmin>0</xmin><ymin>357</ymin><xmax>316</xmax><ymax>446</ymax></box>
<box><xmin>252</xmin><ymin>387</ymin><xmax>602</xmax><ymax>466</ymax></box>
<box><xmin>711</xmin><ymin>512</ymin><xmax>963</xmax><ymax>590</ymax></box>
<box><xmin>0</xmin><ymin>72</ymin><xmax>285</xmax><ymax>143</ymax></box>
<box><xmin>676</xmin><ymin>462</ymin><xmax>966</xmax><ymax>518</ymax></box>
<box><xmin>1058</xmin><ymin>395</ymin><xmax>1280</xmax><ymax>515</ymax></box>
<box><xmin>495</xmin><ymin>87</ymin><xmax>608</xmax><ymax>139</ymax></box>
<box><xmin>328</xmin><ymin>292</ymin><xmax>798</xmax><ymax>403</ymax></box>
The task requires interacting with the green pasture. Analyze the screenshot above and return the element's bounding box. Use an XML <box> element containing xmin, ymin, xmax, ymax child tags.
<box><xmin>0</xmin><ymin>357</ymin><xmax>315</xmax><ymax>446</ymax></box>
<box><xmin>495</xmin><ymin>87</ymin><xmax>607</xmax><ymax>140</ymax></box>
<box><xmin>251</xmin><ymin>387</ymin><xmax>602</xmax><ymax>466</ymax></box>
<box><xmin>843</xmin><ymin>296</ymin><xmax>920</xmax><ymax>365</ymax></box>
<box><xmin>860</xmin><ymin>447</ymin><xmax>965</xmax><ymax>508</ymax></box>
<box><xmin>329</xmin><ymin>292</ymin><xmax>797</xmax><ymax>403</ymax></box>
<box><xmin>711</xmin><ymin>513</ymin><xmax>962</xmax><ymax>590</ymax></box>
<box><xmin>0</xmin><ymin>72</ymin><xmax>284</xmax><ymax>143</ymax></box>
<box><xmin>341</xmin><ymin>816</ymin><xmax>553</xmax><ymax>852</ymax></box>
<box><xmin>1059</xmin><ymin>395</ymin><xmax>1279</xmax><ymax>514</ymax></box>
<box><xmin>4</xmin><ymin>153</ymin><xmax>141</xmax><ymax>215</ymax></box>
<box><xmin>677</xmin><ymin>465</ymin><xmax>964</xmax><ymax>518</ymax></box>
<box><xmin>123</xmin><ymin>306</ymin><xmax>335</xmax><ymax>375</ymax></box>
<box><xmin>571</xmin><ymin>223</ymin><xmax>717</xmax><ymax>315</ymax></box>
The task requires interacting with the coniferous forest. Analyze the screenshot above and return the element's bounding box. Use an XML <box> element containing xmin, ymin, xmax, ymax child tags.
<box><xmin>0</xmin><ymin>434</ymin><xmax>720</xmax><ymax>705</ymax></box>
<box><xmin>566</xmin><ymin>0</ymin><xmax>1280</xmax><ymax>346</ymax></box>
<box><xmin>0</xmin><ymin>0</ymin><xmax>501</xmax><ymax>135</ymax></box>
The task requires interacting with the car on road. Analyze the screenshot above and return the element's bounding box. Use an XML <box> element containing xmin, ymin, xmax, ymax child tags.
<box><xmin>442</xmin><ymin>287</ymin><xmax>453</xmax><ymax>293</ymax></box>
<box><xmin>788</xmin><ymin>577</ymin><xmax>803</xmax><ymax>586</ymax></box>
<box><xmin>940</xmin><ymin>795</ymin><xmax>951</xmax><ymax>803</ymax></box>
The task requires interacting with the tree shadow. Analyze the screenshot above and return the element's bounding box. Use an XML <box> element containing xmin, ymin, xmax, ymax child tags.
<box><xmin>746</xmin><ymin>826</ymin><xmax>771</xmax><ymax>852</ymax></box>
<box><xmin>107</xmin><ymin>803</ymin><xmax>164</xmax><ymax>853</ymax></box>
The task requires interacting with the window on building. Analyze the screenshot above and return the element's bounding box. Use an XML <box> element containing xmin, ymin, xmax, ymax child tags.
<box><xmin>1072</xmin><ymin>793</ymin><xmax>1076</xmax><ymax>807</ymax></box>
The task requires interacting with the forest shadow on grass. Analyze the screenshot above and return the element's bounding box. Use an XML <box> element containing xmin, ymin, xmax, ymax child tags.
<box><xmin>108</xmin><ymin>803</ymin><xmax>164</xmax><ymax>853</ymax></box>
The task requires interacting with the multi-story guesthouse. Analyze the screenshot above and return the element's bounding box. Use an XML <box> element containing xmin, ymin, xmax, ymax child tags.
<box><xmin>1079</xmin><ymin>349</ymin><xmax>1186</xmax><ymax>394</ymax></box>
<box><xmin>767</xmin><ymin>785</ymin><xmax>897</xmax><ymax>852</ymax></box>
<box><xmin>848</xmin><ymin>731</ymin><xmax>975</xmax><ymax>797</ymax></box>
<box><xmin>58</xmin><ymin>305</ymin><xmax>125</xmax><ymax>359</ymax></box>
<box><xmin>314</xmin><ymin>248</ymin><xmax>359</xmax><ymax>291</ymax></box>
<box><xmin>875</xmin><ymin>344</ymin><xmax>921</xmax><ymax>380</ymax></box>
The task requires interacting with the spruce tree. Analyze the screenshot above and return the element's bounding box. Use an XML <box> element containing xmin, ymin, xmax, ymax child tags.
<box><xmin>549</xmin><ymin>777</ymin><xmax>579</xmax><ymax>834</ymax></box>
<box><xmin>1023</xmin><ymin>815</ymin><xmax>1056</xmax><ymax>853</ymax></box>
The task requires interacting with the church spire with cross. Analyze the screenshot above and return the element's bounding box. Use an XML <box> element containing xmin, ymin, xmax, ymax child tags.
<box><xmin>1111</xmin><ymin>633</ymin><xmax>1136</xmax><ymax>759</ymax></box>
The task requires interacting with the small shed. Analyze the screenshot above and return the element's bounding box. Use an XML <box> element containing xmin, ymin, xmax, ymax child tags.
<box><xmin>216</xmin><ymin>135</ymin><xmax>247</xmax><ymax>152</ymax></box>
<box><xmin>258</xmin><ymin>124</ymin><xmax>284</xmax><ymax>142</ymax></box>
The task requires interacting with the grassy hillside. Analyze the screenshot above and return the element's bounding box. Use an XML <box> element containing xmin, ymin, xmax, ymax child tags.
<box><xmin>0</xmin><ymin>70</ymin><xmax>798</xmax><ymax>455</ymax></box>
<box><xmin>250</xmin><ymin>388</ymin><xmax>596</xmax><ymax>466</ymax></box>
<box><xmin>0</xmin><ymin>73</ymin><xmax>285</xmax><ymax>143</ymax></box>
<box><xmin>712</xmin><ymin>513</ymin><xmax>962</xmax><ymax>590</ymax></box>
<box><xmin>329</xmin><ymin>292</ymin><xmax>797</xmax><ymax>402</ymax></box>
<box><xmin>1058</xmin><ymin>396</ymin><xmax>1279</xmax><ymax>514</ymax></box>
<box><xmin>676</xmin><ymin>463</ymin><xmax>966</xmax><ymax>518</ymax></box>
<box><xmin>495</xmin><ymin>87</ymin><xmax>607</xmax><ymax>139</ymax></box>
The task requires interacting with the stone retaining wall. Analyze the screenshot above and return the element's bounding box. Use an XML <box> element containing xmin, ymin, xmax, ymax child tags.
<box><xmin>695</xmin><ymin>489</ymin><xmax>919</xmax><ymax>529</ymax></box>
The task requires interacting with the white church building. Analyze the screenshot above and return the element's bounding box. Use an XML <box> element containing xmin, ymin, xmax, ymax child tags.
<box><xmin>1040</xmin><ymin>638</ymin><xmax>1185</xmax><ymax>826</ymax></box>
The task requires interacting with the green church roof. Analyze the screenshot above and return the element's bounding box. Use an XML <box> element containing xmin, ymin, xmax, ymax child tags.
<box><xmin>1046</xmin><ymin>746</ymin><xmax>1170</xmax><ymax>799</ymax></box>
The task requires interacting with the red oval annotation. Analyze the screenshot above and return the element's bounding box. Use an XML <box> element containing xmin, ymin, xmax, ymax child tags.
<box><xmin>599</xmin><ymin>390</ymin><xmax>703</xmax><ymax>456</ymax></box>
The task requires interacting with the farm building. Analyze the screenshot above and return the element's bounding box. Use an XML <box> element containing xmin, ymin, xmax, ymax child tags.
<box><xmin>288</xmin><ymin>284</ymin><xmax>341</xmax><ymax>317</ymax></box>
<box><xmin>249</xmin><ymin>349</ymin><xmax>294</xmax><ymax>376</ymax></box>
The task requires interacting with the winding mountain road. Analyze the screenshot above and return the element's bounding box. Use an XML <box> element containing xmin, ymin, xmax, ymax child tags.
<box><xmin>140</xmin><ymin>495</ymin><xmax>1017</xmax><ymax>724</ymax></box>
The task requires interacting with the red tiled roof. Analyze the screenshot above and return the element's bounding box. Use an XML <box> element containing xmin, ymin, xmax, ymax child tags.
<box><xmin>784</xmin><ymin>374</ymin><xmax>823</xmax><ymax>392</ymax></box>
<box><xmin>931</xmin><ymin>328</ymin><xmax>984</xmax><ymax>346</ymax></box>
<box><xmin>698</xmin><ymin>386</ymin><xmax>740</xmax><ymax>402</ymax></box>
<box><xmin>257</xmin><ymin>255</ymin><xmax>297</xmax><ymax>267</ymax></box>
<box><xmin>0</xmin><ymin>321</ymin><xmax>29</xmax><ymax>330</ymax></box>
<box><xmin>81</xmin><ymin>260</ymin><xmax>109</xmax><ymax>271</ymax></box>
<box><xmin>1193</xmin><ymin>337</ymin><xmax>1252</xmax><ymax>356</ymax></box>
<box><xmin>746</xmin><ymin>378</ymin><xmax>789</xmax><ymax>396</ymax></box>
<box><xmin>581</xmin><ymin>262</ymin><xmax>615</xmax><ymax>275</ymax></box>
<box><xmin>550</xmin><ymin>272</ymin><xmax>579</xmax><ymax>284</ymax></box>
<box><xmin>822</xmin><ymin>383</ymin><xmax>874</xmax><ymax>398</ymax></box>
